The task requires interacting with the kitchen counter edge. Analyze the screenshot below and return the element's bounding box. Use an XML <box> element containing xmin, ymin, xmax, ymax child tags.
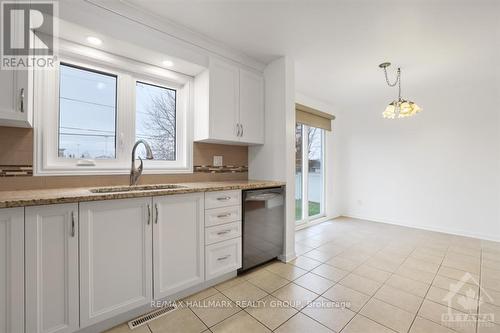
<box><xmin>0</xmin><ymin>180</ymin><xmax>286</xmax><ymax>209</ymax></box>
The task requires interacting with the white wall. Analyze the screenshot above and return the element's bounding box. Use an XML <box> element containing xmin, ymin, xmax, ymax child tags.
<box><xmin>339</xmin><ymin>64</ymin><xmax>500</xmax><ymax>241</ymax></box>
<box><xmin>295</xmin><ymin>93</ymin><xmax>342</xmax><ymax>220</ymax></box>
<box><xmin>249</xmin><ymin>57</ymin><xmax>296</xmax><ymax>261</ymax></box>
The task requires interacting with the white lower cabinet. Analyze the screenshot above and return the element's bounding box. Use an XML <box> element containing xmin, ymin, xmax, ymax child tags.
<box><xmin>25</xmin><ymin>204</ymin><xmax>79</xmax><ymax>333</ymax></box>
<box><xmin>205</xmin><ymin>222</ymin><xmax>241</xmax><ymax>245</ymax></box>
<box><xmin>204</xmin><ymin>190</ymin><xmax>242</xmax><ymax>280</ymax></box>
<box><xmin>153</xmin><ymin>193</ymin><xmax>205</xmax><ymax>299</ymax></box>
<box><xmin>8</xmin><ymin>190</ymin><xmax>244</xmax><ymax>332</ymax></box>
<box><xmin>205</xmin><ymin>238</ymin><xmax>242</xmax><ymax>280</ymax></box>
<box><xmin>79</xmin><ymin>198</ymin><xmax>153</xmax><ymax>327</ymax></box>
<box><xmin>0</xmin><ymin>208</ymin><xmax>24</xmax><ymax>333</ymax></box>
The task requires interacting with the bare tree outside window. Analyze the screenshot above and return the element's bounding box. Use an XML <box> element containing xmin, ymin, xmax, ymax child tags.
<box><xmin>136</xmin><ymin>82</ymin><xmax>177</xmax><ymax>160</ymax></box>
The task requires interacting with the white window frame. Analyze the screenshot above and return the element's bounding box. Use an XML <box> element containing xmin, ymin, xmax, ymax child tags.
<box><xmin>34</xmin><ymin>40</ymin><xmax>193</xmax><ymax>175</ymax></box>
<box><xmin>296</xmin><ymin>124</ymin><xmax>326</xmax><ymax>227</ymax></box>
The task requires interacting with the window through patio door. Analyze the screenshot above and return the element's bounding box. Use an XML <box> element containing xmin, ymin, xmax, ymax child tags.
<box><xmin>295</xmin><ymin>123</ymin><xmax>325</xmax><ymax>226</ymax></box>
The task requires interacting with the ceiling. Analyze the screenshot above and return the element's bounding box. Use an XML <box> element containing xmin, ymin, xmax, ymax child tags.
<box><xmin>126</xmin><ymin>0</ymin><xmax>499</xmax><ymax>111</ymax></box>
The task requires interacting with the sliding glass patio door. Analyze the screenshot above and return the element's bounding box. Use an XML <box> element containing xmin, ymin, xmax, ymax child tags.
<box><xmin>295</xmin><ymin>123</ymin><xmax>325</xmax><ymax>226</ymax></box>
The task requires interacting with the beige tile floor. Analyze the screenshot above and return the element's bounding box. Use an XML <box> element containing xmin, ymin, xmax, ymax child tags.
<box><xmin>105</xmin><ymin>217</ymin><xmax>500</xmax><ymax>333</ymax></box>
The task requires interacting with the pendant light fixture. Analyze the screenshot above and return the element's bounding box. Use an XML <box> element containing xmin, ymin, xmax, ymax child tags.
<box><xmin>379</xmin><ymin>62</ymin><xmax>422</xmax><ymax>119</ymax></box>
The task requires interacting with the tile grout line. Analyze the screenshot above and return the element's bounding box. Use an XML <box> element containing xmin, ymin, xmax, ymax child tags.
<box><xmin>298</xmin><ymin>236</ymin><xmax>418</xmax><ymax>333</ymax></box>
<box><xmin>475</xmin><ymin>248</ymin><xmax>482</xmax><ymax>333</ymax></box>
<box><xmin>405</xmin><ymin>244</ymin><xmax>449</xmax><ymax>333</ymax></box>
<box><xmin>267</xmin><ymin>252</ymin><xmax>324</xmax><ymax>332</ymax></box>
<box><xmin>112</xmin><ymin>222</ymin><xmax>496</xmax><ymax>333</ymax></box>
<box><xmin>225</xmin><ymin>266</ymin><xmax>312</xmax><ymax>332</ymax></box>
<box><xmin>295</xmin><ymin>231</ymin><xmax>488</xmax><ymax>332</ymax></box>
<box><xmin>337</xmin><ymin>242</ymin><xmax>418</xmax><ymax>333</ymax></box>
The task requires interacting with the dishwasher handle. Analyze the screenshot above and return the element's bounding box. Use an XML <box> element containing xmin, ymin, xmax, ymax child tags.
<box><xmin>244</xmin><ymin>187</ymin><xmax>284</xmax><ymax>202</ymax></box>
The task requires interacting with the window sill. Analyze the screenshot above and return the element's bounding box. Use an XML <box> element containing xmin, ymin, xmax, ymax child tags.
<box><xmin>34</xmin><ymin>166</ymin><xmax>194</xmax><ymax>176</ymax></box>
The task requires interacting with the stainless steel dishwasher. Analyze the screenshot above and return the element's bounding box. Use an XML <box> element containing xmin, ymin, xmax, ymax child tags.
<box><xmin>239</xmin><ymin>186</ymin><xmax>285</xmax><ymax>272</ymax></box>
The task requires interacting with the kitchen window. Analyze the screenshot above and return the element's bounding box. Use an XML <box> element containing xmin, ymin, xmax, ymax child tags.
<box><xmin>35</xmin><ymin>44</ymin><xmax>192</xmax><ymax>175</ymax></box>
<box><xmin>58</xmin><ymin>64</ymin><xmax>118</xmax><ymax>160</ymax></box>
<box><xmin>135</xmin><ymin>81</ymin><xmax>176</xmax><ymax>161</ymax></box>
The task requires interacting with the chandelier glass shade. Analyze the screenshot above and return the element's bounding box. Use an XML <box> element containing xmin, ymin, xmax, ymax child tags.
<box><xmin>383</xmin><ymin>99</ymin><xmax>422</xmax><ymax>119</ymax></box>
<box><xmin>379</xmin><ymin>62</ymin><xmax>422</xmax><ymax>119</ymax></box>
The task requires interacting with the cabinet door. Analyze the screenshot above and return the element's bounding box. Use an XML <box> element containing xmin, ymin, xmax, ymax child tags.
<box><xmin>79</xmin><ymin>198</ymin><xmax>152</xmax><ymax>327</ymax></box>
<box><xmin>239</xmin><ymin>69</ymin><xmax>264</xmax><ymax>144</ymax></box>
<box><xmin>0</xmin><ymin>70</ymin><xmax>31</xmax><ymax>127</ymax></box>
<box><xmin>153</xmin><ymin>193</ymin><xmax>204</xmax><ymax>299</ymax></box>
<box><xmin>25</xmin><ymin>204</ymin><xmax>79</xmax><ymax>333</ymax></box>
<box><xmin>0</xmin><ymin>208</ymin><xmax>24</xmax><ymax>333</ymax></box>
<box><xmin>206</xmin><ymin>238</ymin><xmax>242</xmax><ymax>280</ymax></box>
<box><xmin>0</xmin><ymin>3</ymin><xmax>32</xmax><ymax>128</ymax></box>
<box><xmin>209</xmin><ymin>59</ymin><xmax>239</xmax><ymax>141</ymax></box>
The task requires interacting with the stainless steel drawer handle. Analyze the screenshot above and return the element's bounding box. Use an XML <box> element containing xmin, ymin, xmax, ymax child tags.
<box><xmin>216</xmin><ymin>230</ymin><xmax>231</xmax><ymax>235</ymax></box>
<box><xmin>70</xmin><ymin>211</ymin><xmax>75</xmax><ymax>237</ymax></box>
<box><xmin>217</xmin><ymin>255</ymin><xmax>231</xmax><ymax>261</ymax></box>
<box><xmin>216</xmin><ymin>196</ymin><xmax>231</xmax><ymax>201</ymax></box>
<box><xmin>217</xmin><ymin>213</ymin><xmax>231</xmax><ymax>218</ymax></box>
<box><xmin>155</xmin><ymin>204</ymin><xmax>159</xmax><ymax>224</ymax></box>
<box><xmin>19</xmin><ymin>88</ymin><xmax>24</xmax><ymax>113</ymax></box>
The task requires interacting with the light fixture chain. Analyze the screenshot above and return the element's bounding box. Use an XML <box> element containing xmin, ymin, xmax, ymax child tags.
<box><xmin>397</xmin><ymin>68</ymin><xmax>401</xmax><ymax>100</ymax></box>
<box><xmin>383</xmin><ymin>66</ymin><xmax>400</xmax><ymax>87</ymax></box>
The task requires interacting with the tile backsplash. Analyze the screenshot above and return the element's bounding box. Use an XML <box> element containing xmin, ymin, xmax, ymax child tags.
<box><xmin>0</xmin><ymin>127</ymin><xmax>33</xmax><ymax>165</ymax></box>
<box><xmin>0</xmin><ymin>126</ymin><xmax>248</xmax><ymax>190</ymax></box>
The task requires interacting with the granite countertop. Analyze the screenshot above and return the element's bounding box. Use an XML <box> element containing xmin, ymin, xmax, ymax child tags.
<box><xmin>0</xmin><ymin>180</ymin><xmax>286</xmax><ymax>208</ymax></box>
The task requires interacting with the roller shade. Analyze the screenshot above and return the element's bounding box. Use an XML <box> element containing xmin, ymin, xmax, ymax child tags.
<box><xmin>296</xmin><ymin>103</ymin><xmax>335</xmax><ymax>131</ymax></box>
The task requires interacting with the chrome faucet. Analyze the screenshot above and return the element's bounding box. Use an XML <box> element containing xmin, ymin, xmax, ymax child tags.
<box><xmin>130</xmin><ymin>140</ymin><xmax>154</xmax><ymax>186</ymax></box>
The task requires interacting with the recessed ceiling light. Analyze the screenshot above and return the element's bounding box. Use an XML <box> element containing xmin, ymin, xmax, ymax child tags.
<box><xmin>86</xmin><ymin>36</ymin><xmax>102</xmax><ymax>46</ymax></box>
<box><xmin>162</xmin><ymin>60</ymin><xmax>174</xmax><ymax>67</ymax></box>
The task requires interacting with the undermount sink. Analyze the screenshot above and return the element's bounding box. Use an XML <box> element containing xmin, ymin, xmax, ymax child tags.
<box><xmin>89</xmin><ymin>184</ymin><xmax>186</xmax><ymax>193</ymax></box>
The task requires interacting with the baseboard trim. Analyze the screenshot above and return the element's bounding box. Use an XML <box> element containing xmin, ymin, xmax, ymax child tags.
<box><xmin>278</xmin><ymin>251</ymin><xmax>297</xmax><ymax>262</ymax></box>
<box><xmin>296</xmin><ymin>215</ymin><xmax>339</xmax><ymax>231</ymax></box>
<box><xmin>342</xmin><ymin>214</ymin><xmax>500</xmax><ymax>243</ymax></box>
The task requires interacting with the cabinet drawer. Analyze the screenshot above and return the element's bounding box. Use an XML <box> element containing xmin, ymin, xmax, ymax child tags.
<box><xmin>205</xmin><ymin>222</ymin><xmax>241</xmax><ymax>245</ymax></box>
<box><xmin>206</xmin><ymin>238</ymin><xmax>242</xmax><ymax>280</ymax></box>
<box><xmin>205</xmin><ymin>205</ymin><xmax>241</xmax><ymax>227</ymax></box>
<box><xmin>205</xmin><ymin>190</ymin><xmax>241</xmax><ymax>209</ymax></box>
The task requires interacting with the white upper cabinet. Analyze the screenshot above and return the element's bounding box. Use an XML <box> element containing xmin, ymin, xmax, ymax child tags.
<box><xmin>25</xmin><ymin>203</ymin><xmax>79</xmax><ymax>333</ymax></box>
<box><xmin>0</xmin><ymin>69</ymin><xmax>33</xmax><ymax>128</ymax></box>
<box><xmin>239</xmin><ymin>69</ymin><xmax>264</xmax><ymax>144</ymax></box>
<box><xmin>79</xmin><ymin>198</ymin><xmax>153</xmax><ymax>327</ymax></box>
<box><xmin>209</xmin><ymin>59</ymin><xmax>240</xmax><ymax>142</ymax></box>
<box><xmin>194</xmin><ymin>58</ymin><xmax>264</xmax><ymax>145</ymax></box>
<box><xmin>0</xmin><ymin>4</ymin><xmax>33</xmax><ymax>128</ymax></box>
<box><xmin>153</xmin><ymin>193</ymin><xmax>204</xmax><ymax>299</ymax></box>
<box><xmin>0</xmin><ymin>208</ymin><xmax>24</xmax><ymax>333</ymax></box>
